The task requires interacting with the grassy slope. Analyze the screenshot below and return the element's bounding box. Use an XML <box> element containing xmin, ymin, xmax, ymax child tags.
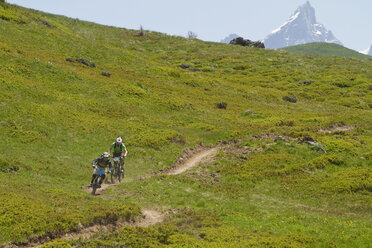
<box><xmin>0</xmin><ymin>2</ymin><xmax>371</xmax><ymax>247</ymax></box>
<box><xmin>282</xmin><ymin>42</ymin><xmax>372</xmax><ymax>60</ymax></box>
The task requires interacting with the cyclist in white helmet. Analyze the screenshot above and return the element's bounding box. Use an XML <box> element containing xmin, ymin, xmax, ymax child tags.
<box><xmin>109</xmin><ymin>137</ymin><xmax>128</xmax><ymax>159</ymax></box>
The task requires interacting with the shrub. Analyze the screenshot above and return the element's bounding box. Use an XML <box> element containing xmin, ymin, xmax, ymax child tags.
<box><xmin>216</xmin><ymin>102</ymin><xmax>227</xmax><ymax>109</ymax></box>
<box><xmin>138</xmin><ymin>25</ymin><xmax>145</xmax><ymax>36</ymax></box>
<box><xmin>319</xmin><ymin>137</ymin><xmax>356</xmax><ymax>153</ymax></box>
<box><xmin>283</xmin><ymin>95</ymin><xmax>297</xmax><ymax>103</ymax></box>
<box><xmin>307</xmin><ymin>155</ymin><xmax>344</xmax><ymax>169</ymax></box>
<box><xmin>0</xmin><ymin>158</ymin><xmax>20</xmax><ymax>173</ymax></box>
<box><xmin>187</xmin><ymin>31</ymin><xmax>197</xmax><ymax>39</ymax></box>
<box><xmin>320</xmin><ymin>168</ymin><xmax>372</xmax><ymax>193</ymax></box>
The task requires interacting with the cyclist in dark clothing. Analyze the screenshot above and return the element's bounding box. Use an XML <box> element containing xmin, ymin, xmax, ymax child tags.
<box><xmin>89</xmin><ymin>152</ymin><xmax>112</xmax><ymax>187</ymax></box>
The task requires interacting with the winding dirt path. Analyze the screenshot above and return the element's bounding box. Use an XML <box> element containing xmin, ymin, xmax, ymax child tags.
<box><xmin>5</xmin><ymin>146</ymin><xmax>221</xmax><ymax>248</ymax></box>
<box><xmin>166</xmin><ymin>147</ymin><xmax>218</xmax><ymax>175</ymax></box>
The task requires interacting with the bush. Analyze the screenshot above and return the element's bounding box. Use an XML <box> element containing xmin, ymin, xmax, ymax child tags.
<box><xmin>0</xmin><ymin>158</ymin><xmax>20</xmax><ymax>173</ymax></box>
<box><xmin>187</xmin><ymin>31</ymin><xmax>197</xmax><ymax>39</ymax></box>
<box><xmin>138</xmin><ymin>25</ymin><xmax>145</xmax><ymax>36</ymax></box>
<box><xmin>216</xmin><ymin>102</ymin><xmax>227</xmax><ymax>109</ymax></box>
<box><xmin>307</xmin><ymin>155</ymin><xmax>344</xmax><ymax>169</ymax></box>
<box><xmin>283</xmin><ymin>95</ymin><xmax>297</xmax><ymax>103</ymax></box>
<box><xmin>320</xmin><ymin>168</ymin><xmax>372</xmax><ymax>193</ymax></box>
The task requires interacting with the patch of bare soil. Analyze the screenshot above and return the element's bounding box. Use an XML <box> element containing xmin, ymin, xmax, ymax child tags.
<box><xmin>135</xmin><ymin>209</ymin><xmax>165</xmax><ymax>227</ymax></box>
<box><xmin>82</xmin><ymin>180</ymin><xmax>119</xmax><ymax>196</ymax></box>
<box><xmin>138</xmin><ymin>141</ymin><xmax>236</xmax><ymax>180</ymax></box>
<box><xmin>166</xmin><ymin>147</ymin><xmax>219</xmax><ymax>175</ymax></box>
<box><xmin>318</xmin><ymin>125</ymin><xmax>355</xmax><ymax>133</ymax></box>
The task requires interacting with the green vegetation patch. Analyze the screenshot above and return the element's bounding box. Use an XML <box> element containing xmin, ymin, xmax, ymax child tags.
<box><xmin>282</xmin><ymin>42</ymin><xmax>372</xmax><ymax>60</ymax></box>
<box><xmin>0</xmin><ymin>2</ymin><xmax>371</xmax><ymax>246</ymax></box>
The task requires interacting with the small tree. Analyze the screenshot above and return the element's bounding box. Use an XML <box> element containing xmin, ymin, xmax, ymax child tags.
<box><xmin>138</xmin><ymin>25</ymin><xmax>145</xmax><ymax>36</ymax></box>
<box><xmin>187</xmin><ymin>31</ymin><xmax>197</xmax><ymax>39</ymax></box>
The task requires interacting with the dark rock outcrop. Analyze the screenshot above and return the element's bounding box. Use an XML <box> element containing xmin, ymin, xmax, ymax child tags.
<box><xmin>66</xmin><ymin>58</ymin><xmax>96</xmax><ymax>68</ymax></box>
<box><xmin>101</xmin><ymin>72</ymin><xmax>111</xmax><ymax>77</ymax></box>
<box><xmin>299</xmin><ymin>136</ymin><xmax>327</xmax><ymax>154</ymax></box>
<box><xmin>229</xmin><ymin>37</ymin><xmax>265</xmax><ymax>48</ymax></box>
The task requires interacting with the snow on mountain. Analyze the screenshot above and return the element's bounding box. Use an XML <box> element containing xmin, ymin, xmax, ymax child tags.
<box><xmin>263</xmin><ymin>1</ymin><xmax>343</xmax><ymax>49</ymax></box>
<box><xmin>359</xmin><ymin>45</ymin><xmax>372</xmax><ymax>56</ymax></box>
<box><xmin>220</xmin><ymin>33</ymin><xmax>240</xmax><ymax>44</ymax></box>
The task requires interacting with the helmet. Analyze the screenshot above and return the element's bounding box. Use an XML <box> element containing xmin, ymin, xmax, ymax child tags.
<box><xmin>115</xmin><ymin>137</ymin><xmax>123</xmax><ymax>145</ymax></box>
<box><xmin>103</xmin><ymin>152</ymin><xmax>110</xmax><ymax>158</ymax></box>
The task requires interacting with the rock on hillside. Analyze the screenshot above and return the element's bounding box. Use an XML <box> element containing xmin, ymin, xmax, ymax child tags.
<box><xmin>229</xmin><ymin>37</ymin><xmax>265</xmax><ymax>48</ymax></box>
<box><xmin>263</xmin><ymin>1</ymin><xmax>342</xmax><ymax>49</ymax></box>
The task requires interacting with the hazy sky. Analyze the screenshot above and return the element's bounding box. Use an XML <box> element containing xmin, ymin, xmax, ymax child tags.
<box><xmin>7</xmin><ymin>0</ymin><xmax>372</xmax><ymax>51</ymax></box>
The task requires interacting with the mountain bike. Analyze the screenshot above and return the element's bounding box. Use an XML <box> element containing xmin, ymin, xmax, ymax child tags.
<box><xmin>91</xmin><ymin>167</ymin><xmax>109</xmax><ymax>195</ymax></box>
<box><xmin>111</xmin><ymin>156</ymin><xmax>125</xmax><ymax>183</ymax></box>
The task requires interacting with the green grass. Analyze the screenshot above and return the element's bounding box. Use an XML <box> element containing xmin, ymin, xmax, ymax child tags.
<box><xmin>0</xmin><ymin>1</ymin><xmax>371</xmax><ymax>247</ymax></box>
<box><xmin>282</xmin><ymin>42</ymin><xmax>372</xmax><ymax>60</ymax></box>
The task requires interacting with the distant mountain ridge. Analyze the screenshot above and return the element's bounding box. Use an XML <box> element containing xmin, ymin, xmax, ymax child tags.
<box><xmin>360</xmin><ymin>45</ymin><xmax>372</xmax><ymax>56</ymax></box>
<box><xmin>264</xmin><ymin>1</ymin><xmax>342</xmax><ymax>49</ymax></box>
<box><xmin>220</xmin><ymin>33</ymin><xmax>240</xmax><ymax>44</ymax></box>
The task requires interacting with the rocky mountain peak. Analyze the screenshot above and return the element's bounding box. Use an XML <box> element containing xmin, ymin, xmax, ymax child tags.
<box><xmin>263</xmin><ymin>1</ymin><xmax>342</xmax><ymax>49</ymax></box>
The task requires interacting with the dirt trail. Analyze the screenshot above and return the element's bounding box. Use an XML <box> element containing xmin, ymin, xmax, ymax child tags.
<box><xmin>166</xmin><ymin>147</ymin><xmax>218</xmax><ymax>175</ymax></box>
<box><xmin>3</xmin><ymin>209</ymin><xmax>166</xmax><ymax>248</ymax></box>
<box><xmin>82</xmin><ymin>179</ymin><xmax>117</xmax><ymax>196</ymax></box>
<box><xmin>5</xmin><ymin>146</ymin><xmax>221</xmax><ymax>248</ymax></box>
<box><xmin>318</xmin><ymin>125</ymin><xmax>355</xmax><ymax>133</ymax></box>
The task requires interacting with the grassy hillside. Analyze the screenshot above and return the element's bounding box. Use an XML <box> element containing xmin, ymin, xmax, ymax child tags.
<box><xmin>0</xmin><ymin>2</ymin><xmax>371</xmax><ymax>247</ymax></box>
<box><xmin>282</xmin><ymin>42</ymin><xmax>372</xmax><ymax>60</ymax></box>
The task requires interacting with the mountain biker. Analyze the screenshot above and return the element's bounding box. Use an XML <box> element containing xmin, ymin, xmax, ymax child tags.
<box><xmin>109</xmin><ymin>137</ymin><xmax>128</xmax><ymax>170</ymax></box>
<box><xmin>89</xmin><ymin>152</ymin><xmax>112</xmax><ymax>187</ymax></box>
